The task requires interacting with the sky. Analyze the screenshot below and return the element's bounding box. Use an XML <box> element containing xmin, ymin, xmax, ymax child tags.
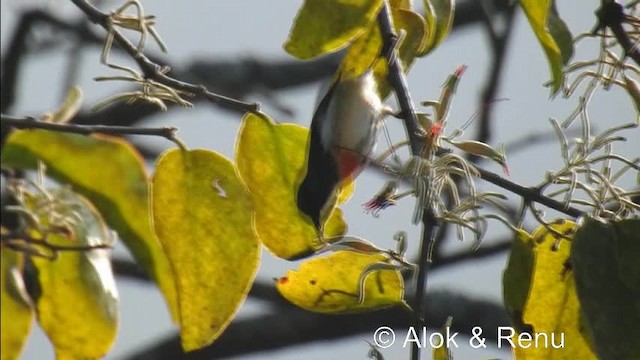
<box><xmin>2</xmin><ymin>1</ymin><xmax>637</xmax><ymax>359</ymax></box>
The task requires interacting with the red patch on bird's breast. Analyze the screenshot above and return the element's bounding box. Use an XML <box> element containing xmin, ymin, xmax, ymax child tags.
<box><xmin>336</xmin><ymin>148</ymin><xmax>365</xmax><ymax>180</ymax></box>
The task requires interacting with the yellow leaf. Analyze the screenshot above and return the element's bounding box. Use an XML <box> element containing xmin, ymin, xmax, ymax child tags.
<box><xmin>1</xmin><ymin>248</ymin><xmax>33</xmax><ymax>360</ymax></box>
<box><xmin>1</xmin><ymin>130</ymin><xmax>179</xmax><ymax>322</ymax></box>
<box><xmin>337</xmin><ymin>175</ymin><xmax>356</xmax><ymax>204</ymax></box>
<box><xmin>276</xmin><ymin>250</ymin><xmax>404</xmax><ymax>313</ymax></box>
<box><xmin>235</xmin><ymin>113</ymin><xmax>348</xmax><ymax>260</ymax></box>
<box><xmin>432</xmin><ymin>317</ymin><xmax>454</xmax><ymax>360</ymax></box>
<box><xmin>284</xmin><ymin>0</ymin><xmax>384</xmax><ymax>60</ymax></box>
<box><xmin>514</xmin><ymin>220</ymin><xmax>595</xmax><ymax>360</ymax></box>
<box><xmin>340</xmin><ymin>8</ymin><xmax>426</xmax><ymax>98</ymax></box>
<box><xmin>389</xmin><ymin>0</ymin><xmax>412</xmax><ymax>10</ymax></box>
<box><xmin>323</xmin><ymin>208</ymin><xmax>348</xmax><ymax>239</ymax></box>
<box><xmin>519</xmin><ymin>0</ymin><xmax>567</xmax><ymax>94</ymax></box>
<box><xmin>152</xmin><ymin>149</ymin><xmax>260</xmax><ymax>351</ymax></box>
<box><xmin>31</xmin><ymin>189</ymin><xmax>119</xmax><ymax>359</ymax></box>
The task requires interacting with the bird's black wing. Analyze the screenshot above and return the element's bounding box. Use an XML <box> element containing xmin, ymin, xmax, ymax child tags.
<box><xmin>296</xmin><ymin>79</ymin><xmax>340</xmax><ymax>230</ymax></box>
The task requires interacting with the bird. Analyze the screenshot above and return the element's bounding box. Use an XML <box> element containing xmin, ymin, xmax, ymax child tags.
<box><xmin>296</xmin><ymin>69</ymin><xmax>390</xmax><ymax>230</ymax></box>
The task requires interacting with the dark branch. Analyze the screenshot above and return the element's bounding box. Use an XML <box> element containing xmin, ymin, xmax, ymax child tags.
<box><xmin>436</xmin><ymin>238</ymin><xmax>511</xmax><ymax>268</ymax></box>
<box><xmin>122</xmin><ymin>290</ymin><xmax>508</xmax><ymax>360</ymax></box>
<box><xmin>454</xmin><ymin>0</ymin><xmax>511</xmax><ymax>29</ymax></box>
<box><xmin>113</xmin><ymin>234</ymin><xmax>513</xmax><ymax>295</ymax></box>
<box><xmin>595</xmin><ymin>0</ymin><xmax>640</xmax><ymax>66</ymax></box>
<box><xmin>1</xmin><ymin>12</ymin><xmax>35</xmax><ymax>114</ymax></box>
<box><xmin>0</xmin><ymin>10</ymin><xmax>105</xmax><ymax>114</ymax></box>
<box><xmin>473</xmin><ymin>3</ymin><xmax>517</xmax><ymax>150</ymax></box>
<box><xmin>376</xmin><ymin>2</ymin><xmax>583</xmax><ymax>357</ymax></box>
<box><xmin>69</xmin><ymin>0</ymin><xmax>260</xmax><ymax>114</ymax></box>
<box><xmin>1</xmin><ymin>231</ymin><xmax>111</xmax><ymax>259</ymax></box>
<box><xmin>72</xmin><ymin>54</ymin><xmax>343</xmax><ymax>126</ymax></box>
<box><xmin>377</xmin><ymin>4</ymin><xmax>440</xmax><ymax>360</ymax></box>
<box><xmin>432</xmin><ymin>2</ymin><xmax>517</xmax><ymax>260</ymax></box>
<box><xmin>1</xmin><ymin>114</ymin><xmax>183</xmax><ymax>146</ymax></box>
<box><xmin>502</xmin><ymin>127</ymin><xmax>585</xmax><ymax>154</ymax></box>
<box><xmin>112</xmin><ymin>258</ymin><xmax>150</xmax><ymax>282</ymax></box>
<box><xmin>473</xmin><ymin>166</ymin><xmax>584</xmax><ymax>218</ymax></box>
<box><xmin>112</xmin><ymin>233</ymin><xmax>513</xmax><ymax>359</ymax></box>
<box><xmin>1</xmin><ymin>1</ymin><xmax>513</xmax><ymax>128</ymax></box>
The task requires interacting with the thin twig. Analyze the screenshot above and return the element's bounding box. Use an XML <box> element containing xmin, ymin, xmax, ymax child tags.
<box><xmin>503</xmin><ymin>127</ymin><xmax>584</xmax><ymax>154</ymax></box>
<box><xmin>475</xmin><ymin>165</ymin><xmax>584</xmax><ymax>218</ymax></box>
<box><xmin>1</xmin><ymin>114</ymin><xmax>186</xmax><ymax>148</ymax></box>
<box><xmin>432</xmin><ymin>4</ymin><xmax>516</xmax><ymax>260</ymax></box>
<box><xmin>474</xmin><ymin>4</ymin><xmax>517</xmax><ymax>150</ymax></box>
<box><xmin>0</xmin><ymin>2</ymin><xmax>514</xmax><ymax>128</ymax></box>
<box><xmin>1</xmin><ymin>232</ymin><xmax>112</xmax><ymax>260</ymax></box>
<box><xmin>68</xmin><ymin>0</ymin><xmax>260</xmax><ymax>114</ymax></box>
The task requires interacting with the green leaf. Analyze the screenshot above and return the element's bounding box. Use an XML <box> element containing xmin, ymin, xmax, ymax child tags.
<box><xmin>284</xmin><ymin>0</ymin><xmax>384</xmax><ymax>60</ymax></box>
<box><xmin>31</xmin><ymin>188</ymin><xmax>118</xmax><ymax>359</ymax></box>
<box><xmin>275</xmin><ymin>250</ymin><xmax>404</xmax><ymax>313</ymax></box>
<box><xmin>152</xmin><ymin>148</ymin><xmax>260</xmax><ymax>351</ymax></box>
<box><xmin>519</xmin><ymin>0</ymin><xmax>573</xmax><ymax>94</ymax></box>
<box><xmin>515</xmin><ymin>220</ymin><xmax>595</xmax><ymax>360</ymax></box>
<box><xmin>571</xmin><ymin>218</ymin><xmax>640</xmax><ymax>360</ymax></box>
<box><xmin>235</xmin><ymin>113</ymin><xmax>348</xmax><ymax>260</ymax></box>
<box><xmin>547</xmin><ymin>2</ymin><xmax>574</xmax><ymax>66</ymax></box>
<box><xmin>502</xmin><ymin>229</ymin><xmax>535</xmax><ymax>333</ymax></box>
<box><xmin>1</xmin><ymin>248</ymin><xmax>33</xmax><ymax>360</ymax></box>
<box><xmin>612</xmin><ymin>219</ymin><xmax>640</xmax><ymax>293</ymax></box>
<box><xmin>421</xmin><ymin>0</ymin><xmax>455</xmax><ymax>55</ymax></box>
<box><xmin>1</xmin><ymin>130</ymin><xmax>179</xmax><ymax>322</ymax></box>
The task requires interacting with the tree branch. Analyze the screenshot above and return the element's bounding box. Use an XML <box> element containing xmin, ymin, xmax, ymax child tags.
<box><xmin>0</xmin><ymin>9</ymin><xmax>106</xmax><ymax>113</ymax></box>
<box><xmin>122</xmin><ymin>290</ymin><xmax>508</xmax><ymax>360</ymax></box>
<box><xmin>377</xmin><ymin>4</ymin><xmax>440</xmax><ymax>360</ymax></box>
<box><xmin>113</xmin><ymin>233</ymin><xmax>513</xmax><ymax>299</ymax></box>
<box><xmin>474</xmin><ymin>2</ymin><xmax>517</xmax><ymax>149</ymax></box>
<box><xmin>432</xmin><ymin>2</ymin><xmax>517</xmax><ymax>259</ymax></box>
<box><xmin>72</xmin><ymin>54</ymin><xmax>343</xmax><ymax>126</ymax></box>
<box><xmin>1</xmin><ymin>11</ymin><xmax>36</xmax><ymax>113</ymax></box>
<box><xmin>1</xmin><ymin>1</ymin><xmax>514</xmax><ymax>127</ymax></box>
<box><xmin>473</xmin><ymin>166</ymin><xmax>584</xmax><ymax>218</ymax></box>
<box><xmin>376</xmin><ymin>2</ymin><xmax>584</xmax><ymax>357</ymax></box>
<box><xmin>112</xmin><ymin>232</ymin><xmax>513</xmax><ymax>359</ymax></box>
<box><xmin>68</xmin><ymin>0</ymin><xmax>260</xmax><ymax>114</ymax></box>
<box><xmin>1</xmin><ymin>114</ymin><xmax>184</xmax><ymax>147</ymax></box>
<box><xmin>596</xmin><ymin>0</ymin><xmax>640</xmax><ymax>66</ymax></box>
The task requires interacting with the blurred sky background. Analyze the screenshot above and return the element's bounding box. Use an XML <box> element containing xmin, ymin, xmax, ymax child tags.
<box><xmin>2</xmin><ymin>0</ymin><xmax>637</xmax><ymax>359</ymax></box>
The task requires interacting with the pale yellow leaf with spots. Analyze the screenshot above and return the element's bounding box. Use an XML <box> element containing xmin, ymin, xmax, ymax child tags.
<box><xmin>276</xmin><ymin>250</ymin><xmax>404</xmax><ymax>313</ymax></box>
